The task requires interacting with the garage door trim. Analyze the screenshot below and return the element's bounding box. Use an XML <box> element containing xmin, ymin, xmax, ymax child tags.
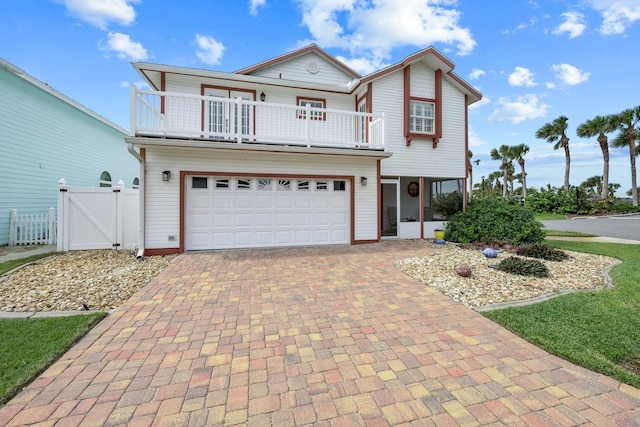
<box><xmin>180</xmin><ymin>171</ymin><xmax>355</xmax><ymax>251</ymax></box>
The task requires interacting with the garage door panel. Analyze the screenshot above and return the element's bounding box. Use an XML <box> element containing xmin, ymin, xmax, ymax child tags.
<box><xmin>187</xmin><ymin>177</ymin><xmax>350</xmax><ymax>250</ymax></box>
<box><xmin>256</xmin><ymin>195</ymin><xmax>273</xmax><ymax>209</ymax></box>
<box><xmin>255</xmin><ymin>231</ymin><xmax>273</xmax><ymax>245</ymax></box>
<box><xmin>276</xmin><ymin>230</ymin><xmax>292</xmax><ymax>244</ymax></box>
<box><xmin>235</xmin><ymin>195</ymin><xmax>254</xmax><ymax>209</ymax></box>
<box><xmin>235</xmin><ymin>213</ymin><xmax>253</xmax><ymax>227</ymax></box>
<box><xmin>234</xmin><ymin>231</ymin><xmax>253</xmax><ymax>246</ymax></box>
<box><xmin>295</xmin><ymin>213</ymin><xmax>312</xmax><ymax>226</ymax></box>
<box><xmin>295</xmin><ymin>195</ymin><xmax>312</xmax><ymax>208</ymax></box>
<box><xmin>213</xmin><ymin>213</ymin><xmax>232</xmax><ymax>227</ymax></box>
<box><xmin>314</xmin><ymin>213</ymin><xmax>329</xmax><ymax>226</ymax></box>
<box><xmin>213</xmin><ymin>195</ymin><xmax>233</xmax><ymax>210</ymax></box>
<box><xmin>256</xmin><ymin>213</ymin><xmax>273</xmax><ymax>227</ymax></box>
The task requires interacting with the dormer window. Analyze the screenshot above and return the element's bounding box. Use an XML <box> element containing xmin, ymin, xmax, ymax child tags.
<box><xmin>409</xmin><ymin>100</ymin><xmax>435</xmax><ymax>134</ymax></box>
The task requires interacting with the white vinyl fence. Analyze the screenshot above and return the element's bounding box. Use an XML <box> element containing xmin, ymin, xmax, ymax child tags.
<box><xmin>9</xmin><ymin>208</ymin><xmax>56</xmax><ymax>246</ymax></box>
<box><xmin>57</xmin><ymin>179</ymin><xmax>139</xmax><ymax>252</ymax></box>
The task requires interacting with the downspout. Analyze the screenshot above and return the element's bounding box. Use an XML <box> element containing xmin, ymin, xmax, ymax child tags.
<box><xmin>128</xmin><ymin>142</ymin><xmax>145</xmax><ymax>259</ymax></box>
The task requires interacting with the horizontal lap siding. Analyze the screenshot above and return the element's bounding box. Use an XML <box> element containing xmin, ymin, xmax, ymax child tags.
<box><xmin>249</xmin><ymin>52</ymin><xmax>354</xmax><ymax>86</ymax></box>
<box><xmin>143</xmin><ymin>147</ymin><xmax>378</xmax><ymax>249</ymax></box>
<box><xmin>375</xmin><ymin>69</ymin><xmax>467</xmax><ymax>178</ymax></box>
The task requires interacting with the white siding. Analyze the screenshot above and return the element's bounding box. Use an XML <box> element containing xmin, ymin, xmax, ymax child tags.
<box><xmin>375</xmin><ymin>67</ymin><xmax>467</xmax><ymax>178</ymax></box>
<box><xmin>410</xmin><ymin>63</ymin><xmax>435</xmax><ymax>99</ymax></box>
<box><xmin>249</xmin><ymin>52</ymin><xmax>354</xmax><ymax>87</ymax></box>
<box><xmin>143</xmin><ymin>147</ymin><xmax>378</xmax><ymax>249</ymax></box>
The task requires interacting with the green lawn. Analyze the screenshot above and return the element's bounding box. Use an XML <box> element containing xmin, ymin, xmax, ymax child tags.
<box><xmin>484</xmin><ymin>240</ymin><xmax>640</xmax><ymax>388</ymax></box>
<box><xmin>0</xmin><ymin>313</ymin><xmax>107</xmax><ymax>404</ymax></box>
<box><xmin>544</xmin><ymin>229</ymin><xmax>597</xmax><ymax>237</ymax></box>
<box><xmin>534</xmin><ymin>212</ymin><xmax>567</xmax><ymax>220</ymax></box>
<box><xmin>0</xmin><ymin>253</ymin><xmax>107</xmax><ymax>404</ymax></box>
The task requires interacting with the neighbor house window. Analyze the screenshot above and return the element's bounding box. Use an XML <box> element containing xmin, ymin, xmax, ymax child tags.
<box><xmin>99</xmin><ymin>171</ymin><xmax>112</xmax><ymax>187</ymax></box>
<box><xmin>132</xmin><ymin>177</ymin><xmax>140</xmax><ymax>189</ymax></box>
<box><xmin>409</xmin><ymin>100</ymin><xmax>435</xmax><ymax>134</ymax></box>
<box><xmin>297</xmin><ymin>97</ymin><xmax>326</xmax><ymax>120</ymax></box>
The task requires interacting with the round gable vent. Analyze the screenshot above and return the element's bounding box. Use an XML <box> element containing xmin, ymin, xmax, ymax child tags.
<box><xmin>307</xmin><ymin>61</ymin><xmax>319</xmax><ymax>74</ymax></box>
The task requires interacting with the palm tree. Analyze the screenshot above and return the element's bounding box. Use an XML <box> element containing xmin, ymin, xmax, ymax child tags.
<box><xmin>467</xmin><ymin>150</ymin><xmax>474</xmax><ymax>198</ymax></box>
<box><xmin>490</xmin><ymin>144</ymin><xmax>511</xmax><ymax>197</ymax></box>
<box><xmin>509</xmin><ymin>144</ymin><xmax>530</xmax><ymax>200</ymax></box>
<box><xmin>610</xmin><ymin>106</ymin><xmax>640</xmax><ymax>206</ymax></box>
<box><xmin>576</xmin><ymin>115</ymin><xmax>616</xmax><ymax>200</ymax></box>
<box><xmin>536</xmin><ymin>116</ymin><xmax>570</xmax><ymax>191</ymax></box>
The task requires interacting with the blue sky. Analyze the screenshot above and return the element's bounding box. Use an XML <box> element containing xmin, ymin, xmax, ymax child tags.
<box><xmin>2</xmin><ymin>0</ymin><xmax>639</xmax><ymax>195</ymax></box>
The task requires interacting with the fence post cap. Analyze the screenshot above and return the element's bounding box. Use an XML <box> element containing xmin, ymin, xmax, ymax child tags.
<box><xmin>117</xmin><ymin>180</ymin><xmax>125</xmax><ymax>189</ymax></box>
<box><xmin>58</xmin><ymin>178</ymin><xmax>67</xmax><ymax>187</ymax></box>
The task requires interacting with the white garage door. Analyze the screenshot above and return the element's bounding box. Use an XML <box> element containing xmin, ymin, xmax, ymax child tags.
<box><xmin>186</xmin><ymin>176</ymin><xmax>350</xmax><ymax>250</ymax></box>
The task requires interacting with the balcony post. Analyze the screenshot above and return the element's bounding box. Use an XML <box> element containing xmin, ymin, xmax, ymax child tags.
<box><xmin>129</xmin><ymin>85</ymin><xmax>137</xmax><ymax>137</ymax></box>
<box><xmin>305</xmin><ymin>103</ymin><xmax>311</xmax><ymax>147</ymax></box>
<box><xmin>235</xmin><ymin>97</ymin><xmax>242</xmax><ymax>144</ymax></box>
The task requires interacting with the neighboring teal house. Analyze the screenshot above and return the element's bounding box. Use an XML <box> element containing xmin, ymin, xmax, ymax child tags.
<box><xmin>0</xmin><ymin>58</ymin><xmax>139</xmax><ymax>246</ymax></box>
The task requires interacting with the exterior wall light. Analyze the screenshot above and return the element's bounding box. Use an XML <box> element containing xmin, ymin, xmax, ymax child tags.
<box><xmin>360</xmin><ymin>176</ymin><xmax>367</xmax><ymax>186</ymax></box>
<box><xmin>162</xmin><ymin>171</ymin><xmax>171</xmax><ymax>182</ymax></box>
<box><xmin>260</xmin><ymin>92</ymin><xmax>266</xmax><ymax>102</ymax></box>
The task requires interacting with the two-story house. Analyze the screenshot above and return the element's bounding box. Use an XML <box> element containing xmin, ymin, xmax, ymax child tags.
<box><xmin>126</xmin><ymin>44</ymin><xmax>481</xmax><ymax>255</ymax></box>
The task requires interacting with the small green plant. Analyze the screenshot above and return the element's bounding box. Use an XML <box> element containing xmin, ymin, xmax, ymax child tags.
<box><xmin>497</xmin><ymin>256</ymin><xmax>549</xmax><ymax>278</ymax></box>
<box><xmin>445</xmin><ymin>198</ymin><xmax>545</xmax><ymax>245</ymax></box>
<box><xmin>514</xmin><ymin>243</ymin><xmax>570</xmax><ymax>262</ymax></box>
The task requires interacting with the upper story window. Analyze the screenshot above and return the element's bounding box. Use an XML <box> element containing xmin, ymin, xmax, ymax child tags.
<box><xmin>409</xmin><ymin>100</ymin><xmax>435</xmax><ymax>134</ymax></box>
<box><xmin>99</xmin><ymin>171</ymin><xmax>112</xmax><ymax>188</ymax></box>
<box><xmin>297</xmin><ymin>97</ymin><xmax>326</xmax><ymax>121</ymax></box>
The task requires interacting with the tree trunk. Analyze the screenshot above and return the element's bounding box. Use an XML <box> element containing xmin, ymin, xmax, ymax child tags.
<box><xmin>600</xmin><ymin>137</ymin><xmax>609</xmax><ymax>200</ymax></box>
<box><xmin>563</xmin><ymin>140</ymin><xmax>570</xmax><ymax>191</ymax></box>
<box><xmin>629</xmin><ymin>135</ymin><xmax>638</xmax><ymax>206</ymax></box>
<box><xmin>519</xmin><ymin>159</ymin><xmax>527</xmax><ymax>200</ymax></box>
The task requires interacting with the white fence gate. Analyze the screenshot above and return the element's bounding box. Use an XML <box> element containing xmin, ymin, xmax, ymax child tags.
<box><xmin>9</xmin><ymin>208</ymin><xmax>57</xmax><ymax>246</ymax></box>
<box><xmin>57</xmin><ymin>180</ymin><xmax>139</xmax><ymax>252</ymax></box>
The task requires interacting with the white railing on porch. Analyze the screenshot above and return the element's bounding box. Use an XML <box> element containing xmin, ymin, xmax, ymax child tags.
<box><xmin>130</xmin><ymin>87</ymin><xmax>385</xmax><ymax>150</ymax></box>
<box><xmin>9</xmin><ymin>208</ymin><xmax>56</xmax><ymax>246</ymax></box>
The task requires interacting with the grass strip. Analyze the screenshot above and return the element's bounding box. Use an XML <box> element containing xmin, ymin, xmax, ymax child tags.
<box><xmin>483</xmin><ymin>240</ymin><xmax>640</xmax><ymax>388</ymax></box>
<box><xmin>0</xmin><ymin>312</ymin><xmax>107</xmax><ymax>404</ymax></box>
<box><xmin>0</xmin><ymin>253</ymin><xmax>56</xmax><ymax>276</ymax></box>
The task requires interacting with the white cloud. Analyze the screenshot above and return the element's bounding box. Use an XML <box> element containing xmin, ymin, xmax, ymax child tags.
<box><xmin>516</xmin><ymin>17</ymin><xmax>538</xmax><ymax>30</ymax></box>
<box><xmin>467</xmin><ymin>125</ymin><xmax>487</xmax><ymax>147</ymax></box>
<box><xmin>545</xmin><ymin>82</ymin><xmax>556</xmax><ymax>89</ymax></box>
<box><xmin>120</xmin><ymin>80</ymin><xmax>150</xmax><ymax>90</ymax></box>
<box><xmin>249</xmin><ymin>0</ymin><xmax>266</xmax><ymax>16</ymax></box>
<box><xmin>469</xmin><ymin>68</ymin><xmax>485</xmax><ymax>80</ymax></box>
<box><xmin>104</xmin><ymin>32</ymin><xmax>147</xmax><ymax>61</ymax></box>
<box><xmin>336</xmin><ymin>54</ymin><xmax>388</xmax><ymax>75</ymax></box>
<box><xmin>60</xmin><ymin>0</ymin><xmax>138</xmax><ymax>30</ymax></box>
<box><xmin>552</xmin><ymin>11</ymin><xmax>586</xmax><ymax>38</ymax></box>
<box><xmin>585</xmin><ymin>0</ymin><xmax>640</xmax><ymax>35</ymax></box>
<box><xmin>468</xmin><ymin>95</ymin><xmax>489</xmax><ymax>111</ymax></box>
<box><xmin>552</xmin><ymin>63</ymin><xmax>590</xmax><ymax>85</ymax></box>
<box><xmin>195</xmin><ymin>34</ymin><xmax>226</xmax><ymax>65</ymax></box>
<box><xmin>508</xmin><ymin>67</ymin><xmax>536</xmax><ymax>87</ymax></box>
<box><xmin>294</xmin><ymin>0</ymin><xmax>476</xmax><ymax>71</ymax></box>
<box><xmin>488</xmin><ymin>94</ymin><xmax>549</xmax><ymax>124</ymax></box>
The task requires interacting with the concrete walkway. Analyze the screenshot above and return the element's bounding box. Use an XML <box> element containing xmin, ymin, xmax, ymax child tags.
<box><xmin>1</xmin><ymin>240</ymin><xmax>639</xmax><ymax>426</ymax></box>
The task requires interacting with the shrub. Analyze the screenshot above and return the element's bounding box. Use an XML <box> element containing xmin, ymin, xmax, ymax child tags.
<box><xmin>432</xmin><ymin>191</ymin><xmax>463</xmax><ymax>219</ymax></box>
<box><xmin>514</xmin><ymin>243</ymin><xmax>569</xmax><ymax>262</ymax></box>
<box><xmin>445</xmin><ymin>198</ymin><xmax>545</xmax><ymax>245</ymax></box>
<box><xmin>497</xmin><ymin>256</ymin><xmax>549</xmax><ymax>278</ymax></box>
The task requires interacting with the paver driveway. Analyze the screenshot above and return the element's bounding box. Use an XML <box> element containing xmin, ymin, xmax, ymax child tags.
<box><xmin>1</xmin><ymin>240</ymin><xmax>639</xmax><ymax>426</ymax></box>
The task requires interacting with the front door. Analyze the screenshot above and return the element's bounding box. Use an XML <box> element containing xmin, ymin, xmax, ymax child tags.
<box><xmin>381</xmin><ymin>179</ymin><xmax>399</xmax><ymax>237</ymax></box>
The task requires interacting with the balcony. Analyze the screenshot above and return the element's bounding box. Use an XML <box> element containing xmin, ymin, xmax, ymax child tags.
<box><xmin>130</xmin><ymin>87</ymin><xmax>385</xmax><ymax>150</ymax></box>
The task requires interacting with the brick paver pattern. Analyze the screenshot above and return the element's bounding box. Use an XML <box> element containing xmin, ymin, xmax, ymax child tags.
<box><xmin>1</xmin><ymin>240</ymin><xmax>639</xmax><ymax>426</ymax></box>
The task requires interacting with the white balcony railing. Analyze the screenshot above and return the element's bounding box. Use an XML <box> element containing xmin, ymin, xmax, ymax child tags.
<box><xmin>130</xmin><ymin>87</ymin><xmax>385</xmax><ymax>150</ymax></box>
